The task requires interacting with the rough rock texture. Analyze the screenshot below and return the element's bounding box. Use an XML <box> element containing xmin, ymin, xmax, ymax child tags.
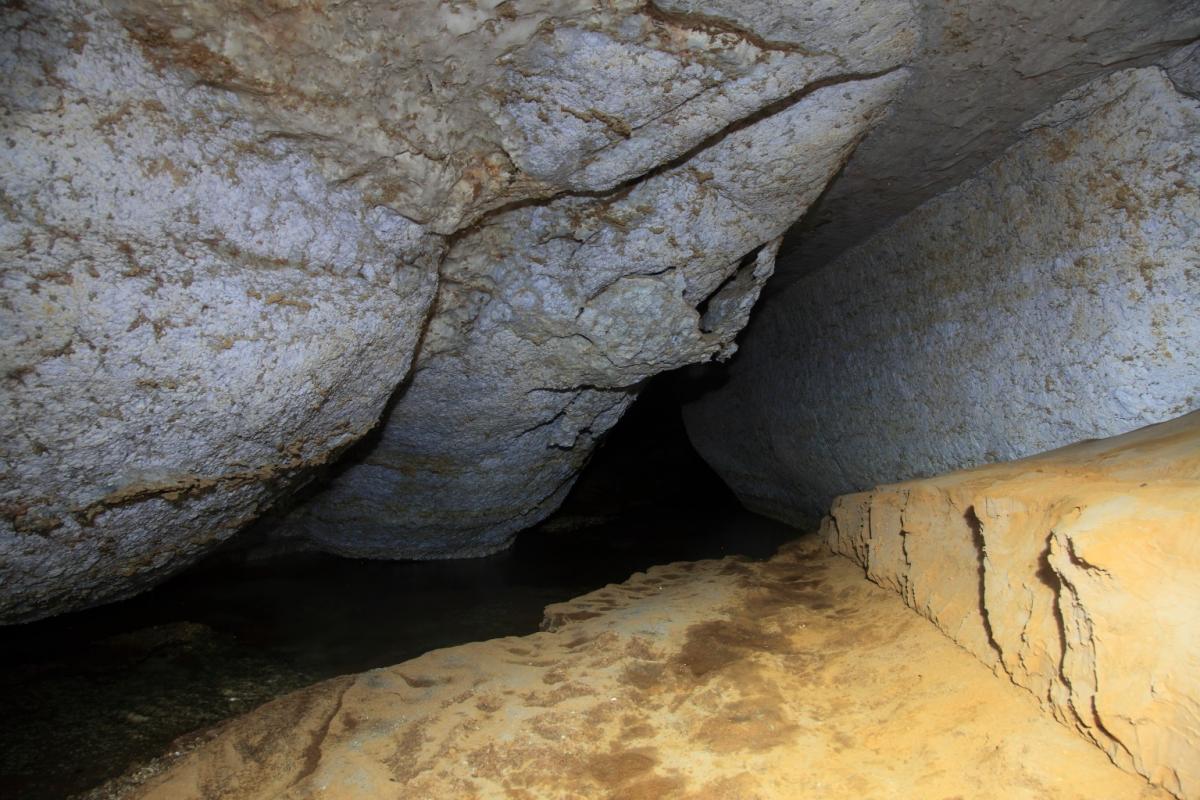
<box><xmin>100</xmin><ymin>541</ymin><xmax>1166</xmax><ymax>800</ymax></box>
<box><xmin>1</xmin><ymin>0</ymin><xmax>918</xmax><ymax>614</ymax></box>
<box><xmin>822</xmin><ymin>412</ymin><xmax>1200</xmax><ymax>799</ymax></box>
<box><xmin>279</xmin><ymin>13</ymin><xmax>913</xmax><ymax>558</ymax></box>
<box><xmin>105</xmin><ymin>0</ymin><xmax>915</xmax><ymax>235</ymax></box>
<box><xmin>13</xmin><ymin>0</ymin><xmax>1194</xmax><ymax>618</ymax></box>
<box><xmin>777</xmin><ymin>0</ymin><xmax>1200</xmax><ymax>280</ymax></box>
<box><xmin>0</xmin><ymin>0</ymin><xmax>439</xmax><ymax>623</ymax></box>
<box><xmin>685</xmin><ymin>65</ymin><xmax>1200</xmax><ymax>525</ymax></box>
<box><xmin>1166</xmin><ymin>43</ymin><xmax>1200</xmax><ymax>97</ymax></box>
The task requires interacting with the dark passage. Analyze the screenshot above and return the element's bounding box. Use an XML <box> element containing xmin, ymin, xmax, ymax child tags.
<box><xmin>0</xmin><ymin>375</ymin><xmax>798</xmax><ymax>799</ymax></box>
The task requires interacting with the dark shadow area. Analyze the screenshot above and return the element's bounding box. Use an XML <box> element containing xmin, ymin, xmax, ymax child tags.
<box><xmin>964</xmin><ymin>506</ymin><xmax>1004</xmax><ymax>659</ymax></box>
<box><xmin>533</xmin><ymin>370</ymin><xmax>740</xmax><ymax>530</ymax></box>
<box><xmin>0</xmin><ymin>371</ymin><xmax>799</xmax><ymax>800</ymax></box>
<box><xmin>1036</xmin><ymin>539</ymin><xmax>1073</xmax><ymax>687</ymax></box>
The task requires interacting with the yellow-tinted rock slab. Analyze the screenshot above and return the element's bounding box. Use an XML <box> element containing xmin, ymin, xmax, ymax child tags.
<box><xmin>109</xmin><ymin>540</ymin><xmax>1166</xmax><ymax>799</ymax></box>
<box><xmin>823</xmin><ymin>411</ymin><xmax>1200</xmax><ymax>798</ymax></box>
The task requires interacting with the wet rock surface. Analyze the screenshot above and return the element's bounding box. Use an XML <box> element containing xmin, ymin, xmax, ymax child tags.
<box><xmin>99</xmin><ymin>539</ymin><xmax>1167</xmax><ymax>800</ymax></box>
<box><xmin>822</xmin><ymin>411</ymin><xmax>1200</xmax><ymax>799</ymax></box>
<box><xmin>0</xmin><ymin>491</ymin><xmax>793</xmax><ymax>798</ymax></box>
<box><xmin>0</xmin><ymin>621</ymin><xmax>312</xmax><ymax>800</ymax></box>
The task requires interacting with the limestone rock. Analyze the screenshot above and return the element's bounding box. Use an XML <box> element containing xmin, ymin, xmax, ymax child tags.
<box><xmin>102</xmin><ymin>543</ymin><xmax>1166</xmax><ymax>799</ymax></box>
<box><xmin>98</xmin><ymin>0</ymin><xmax>918</xmax><ymax>559</ymax></box>
<box><xmin>2</xmin><ymin>0</ymin><xmax>920</xmax><ymax>614</ymax></box>
<box><xmin>286</xmin><ymin>69</ymin><xmax>910</xmax><ymax>559</ymax></box>
<box><xmin>821</xmin><ymin>411</ymin><xmax>1200</xmax><ymax>799</ymax></box>
<box><xmin>106</xmin><ymin>0</ymin><xmax>914</xmax><ymax>232</ymax></box>
<box><xmin>685</xmin><ymin>66</ymin><xmax>1200</xmax><ymax>525</ymax></box>
<box><xmin>0</xmin><ymin>0</ymin><xmax>439</xmax><ymax>622</ymax></box>
<box><xmin>780</xmin><ymin>0</ymin><xmax>1200</xmax><ymax>278</ymax></box>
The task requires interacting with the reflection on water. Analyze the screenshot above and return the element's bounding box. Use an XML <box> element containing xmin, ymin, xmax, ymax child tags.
<box><xmin>0</xmin><ymin>508</ymin><xmax>798</xmax><ymax>799</ymax></box>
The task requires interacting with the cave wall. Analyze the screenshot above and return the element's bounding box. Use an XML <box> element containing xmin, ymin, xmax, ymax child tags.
<box><xmin>685</xmin><ymin>63</ymin><xmax>1200</xmax><ymax>526</ymax></box>
<box><xmin>778</xmin><ymin>0</ymin><xmax>1200</xmax><ymax>281</ymax></box>
<box><xmin>267</xmin><ymin>0</ymin><xmax>916</xmax><ymax>560</ymax></box>
<box><xmin>1</xmin><ymin>0</ymin><xmax>915</xmax><ymax>619</ymax></box>
<box><xmin>821</xmin><ymin>412</ymin><xmax>1200</xmax><ymax>799</ymax></box>
<box><xmin>4</xmin><ymin>0</ymin><xmax>1200</xmax><ymax>622</ymax></box>
<box><xmin>281</xmin><ymin>72</ymin><xmax>909</xmax><ymax>559</ymax></box>
<box><xmin>207</xmin><ymin>0</ymin><xmax>918</xmax><ymax>559</ymax></box>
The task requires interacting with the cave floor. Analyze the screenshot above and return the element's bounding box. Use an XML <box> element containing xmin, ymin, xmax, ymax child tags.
<box><xmin>1</xmin><ymin>509</ymin><xmax>793</xmax><ymax>799</ymax></box>
<box><xmin>104</xmin><ymin>538</ymin><xmax>1166</xmax><ymax>799</ymax></box>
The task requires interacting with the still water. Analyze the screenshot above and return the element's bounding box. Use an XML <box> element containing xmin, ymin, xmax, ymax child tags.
<box><xmin>0</xmin><ymin>508</ymin><xmax>798</xmax><ymax>798</ymax></box>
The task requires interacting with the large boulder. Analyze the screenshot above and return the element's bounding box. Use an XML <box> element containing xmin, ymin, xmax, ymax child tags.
<box><xmin>0</xmin><ymin>0</ymin><xmax>439</xmax><ymax>622</ymax></box>
<box><xmin>684</xmin><ymin>65</ymin><xmax>1200</xmax><ymax>525</ymax></box>
<box><xmin>105</xmin><ymin>0</ymin><xmax>914</xmax><ymax>232</ymax></box>
<box><xmin>282</xmin><ymin>57</ymin><xmax>911</xmax><ymax>558</ymax></box>
<box><xmin>1</xmin><ymin>0</ymin><xmax>920</xmax><ymax>613</ymax></box>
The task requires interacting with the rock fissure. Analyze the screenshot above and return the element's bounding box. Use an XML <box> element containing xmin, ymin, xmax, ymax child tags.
<box><xmin>822</xmin><ymin>414</ymin><xmax>1200</xmax><ymax>797</ymax></box>
<box><xmin>273</xmin><ymin>55</ymin><xmax>910</xmax><ymax>558</ymax></box>
<box><xmin>643</xmin><ymin>1</ymin><xmax>833</xmax><ymax>58</ymax></box>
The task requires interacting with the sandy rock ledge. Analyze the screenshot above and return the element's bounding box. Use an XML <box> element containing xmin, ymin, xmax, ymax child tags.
<box><xmin>102</xmin><ymin>540</ymin><xmax>1166</xmax><ymax>799</ymax></box>
<box><xmin>823</xmin><ymin>411</ymin><xmax>1200</xmax><ymax>799</ymax></box>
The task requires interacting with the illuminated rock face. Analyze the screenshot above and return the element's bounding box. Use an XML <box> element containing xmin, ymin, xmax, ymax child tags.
<box><xmin>5</xmin><ymin>0</ymin><xmax>1195</xmax><ymax>622</ymax></box>
<box><xmin>822</xmin><ymin>412</ymin><xmax>1200</xmax><ymax>799</ymax></box>
<box><xmin>685</xmin><ymin>65</ymin><xmax>1200</xmax><ymax>526</ymax></box>
<box><xmin>250</xmin><ymin>1</ymin><xmax>914</xmax><ymax>558</ymax></box>
<box><xmin>102</xmin><ymin>0</ymin><xmax>915</xmax><ymax>234</ymax></box>
<box><xmin>284</xmin><ymin>72</ymin><xmax>909</xmax><ymax>559</ymax></box>
<box><xmin>91</xmin><ymin>540</ymin><xmax>1167</xmax><ymax>800</ymax></box>
<box><xmin>0</xmin><ymin>0</ymin><xmax>440</xmax><ymax>623</ymax></box>
<box><xmin>0</xmin><ymin>0</ymin><xmax>915</xmax><ymax>616</ymax></box>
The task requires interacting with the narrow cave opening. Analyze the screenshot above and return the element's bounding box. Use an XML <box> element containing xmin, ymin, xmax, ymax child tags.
<box><xmin>0</xmin><ymin>371</ymin><xmax>797</xmax><ymax>800</ymax></box>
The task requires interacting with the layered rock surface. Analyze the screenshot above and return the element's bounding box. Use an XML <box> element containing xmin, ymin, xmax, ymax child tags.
<box><xmin>822</xmin><ymin>412</ymin><xmax>1200</xmax><ymax>799</ymax></box>
<box><xmin>686</xmin><ymin>65</ymin><xmax>1200</xmax><ymax>524</ymax></box>
<box><xmin>0</xmin><ymin>0</ymin><xmax>439</xmax><ymax>623</ymax></box>
<box><xmin>100</xmin><ymin>541</ymin><xmax>1166</xmax><ymax>800</ymax></box>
